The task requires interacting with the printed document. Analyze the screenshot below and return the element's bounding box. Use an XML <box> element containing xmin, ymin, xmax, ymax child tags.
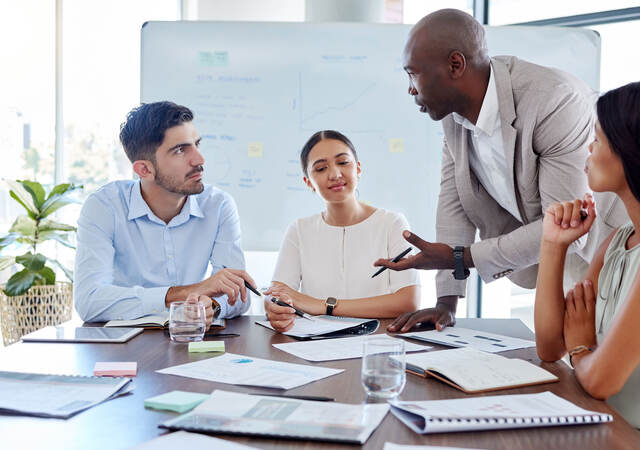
<box><xmin>256</xmin><ymin>315</ymin><xmax>375</xmax><ymax>338</ymax></box>
<box><xmin>157</xmin><ymin>352</ymin><xmax>342</xmax><ymax>389</ymax></box>
<box><xmin>0</xmin><ymin>371</ymin><xmax>133</xmax><ymax>418</ymax></box>
<box><xmin>401</xmin><ymin>327</ymin><xmax>535</xmax><ymax>353</ymax></box>
<box><xmin>161</xmin><ymin>390</ymin><xmax>389</xmax><ymax>444</ymax></box>
<box><xmin>132</xmin><ymin>431</ymin><xmax>260</xmax><ymax>450</ymax></box>
<box><xmin>274</xmin><ymin>335</ymin><xmax>430</xmax><ymax>362</ymax></box>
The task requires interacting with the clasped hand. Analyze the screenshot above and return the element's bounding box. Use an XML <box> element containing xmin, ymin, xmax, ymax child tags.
<box><xmin>543</xmin><ymin>194</ymin><xmax>596</xmax><ymax>247</ymax></box>
<box><xmin>563</xmin><ymin>279</ymin><xmax>597</xmax><ymax>351</ymax></box>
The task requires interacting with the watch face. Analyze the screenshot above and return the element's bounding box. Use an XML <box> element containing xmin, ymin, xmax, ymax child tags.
<box><xmin>327</xmin><ymin>297</ymin><xmax>337</xmax><ymax>306</ymax></box>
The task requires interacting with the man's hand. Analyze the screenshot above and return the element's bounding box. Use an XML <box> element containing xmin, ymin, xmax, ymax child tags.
<box><xmin>563</xmin><ymin>280</ymin><xmax>597</xmax><ymax>351</ymax></box>
<box><xmin>198</xmin><ymin>268</ymin><xmax>257</xmax><ymax>305</ymax></box>
<box><xmin>374</xmin><ymin>231</ymin><xmax>456</xmax><ymax>271</ymax></box>
<box><xmin>185</xmin><ymin>293</ymin><xmax>214</xmax><ymax>330</ymax></box>
<box><xmin>387</xmin><ymin>298</ymin><xmax>457</xmax><ymax>332</ymax></box>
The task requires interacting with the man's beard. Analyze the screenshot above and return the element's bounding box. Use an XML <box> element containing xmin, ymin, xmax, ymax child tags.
<box><xmin>153</xmin><ymin>165</ymin><xmax>204</xmax><ymax>195</ymax></box>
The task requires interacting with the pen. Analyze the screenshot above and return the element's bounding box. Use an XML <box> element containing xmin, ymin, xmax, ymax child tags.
<box><xmin>249</xmin><ymin>393</ymin><xmax>334</xmax><ymax>402</ymax></box>
<box><xmin>372</xmin><ymin>247</ymin><xmax>412</xmax><ymax>278</ymax></box>
<box><xmin>222</xmin><ymin>265</ymin><xmax>261</xmax><ymax>297</ymax></box>
<box><xmin>270</xmin><ymin>297</ymin><xmax>314</xmax><ymax>321</ymax></box>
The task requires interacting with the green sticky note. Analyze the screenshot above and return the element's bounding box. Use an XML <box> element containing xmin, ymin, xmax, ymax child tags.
<box><xmin>188</xmin><ymin>340</ymin><xmax>225</xmax><ymax>353</ymax></box>
<box><xmin>144</xmin><ymin>390</ymin><xmax>210</xmax><ymax>413</ymax></box>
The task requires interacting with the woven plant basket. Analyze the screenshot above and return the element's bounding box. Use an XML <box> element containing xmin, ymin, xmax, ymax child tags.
<box><xmin>0</xmin><ymin>281</ymin><xmax>73</xmax><ymax>346</ymax></box>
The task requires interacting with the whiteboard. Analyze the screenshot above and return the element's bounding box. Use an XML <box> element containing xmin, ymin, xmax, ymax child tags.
<box><xmin>141</xmin><ymin>22</ymin><xmax>599</xmax><ymax>251</ymax></box>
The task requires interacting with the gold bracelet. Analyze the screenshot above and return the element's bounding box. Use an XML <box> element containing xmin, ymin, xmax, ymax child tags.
<box><xmin>568</xmin><ymin>345</ymin><xmax>595</xmax><ymax>368</ymax></box>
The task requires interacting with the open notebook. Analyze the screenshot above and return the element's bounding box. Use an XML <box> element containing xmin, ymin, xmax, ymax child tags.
<box><xmin>405</xmin><ymin>347</ymin><xmax>557</xmax><ymax>393</ymax></box>
<box><xmin>391</xmin><ymin>391</ymin><xmax>612</xmax><ymax>434</ymax></box>
<box><xmin>105</xmin><ymin>312</ymin><xmax>225</xmax><ymax>330</ymax></box>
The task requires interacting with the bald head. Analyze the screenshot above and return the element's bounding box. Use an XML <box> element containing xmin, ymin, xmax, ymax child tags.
<box><xmin>402</xmin><ymin>9</ymin><xmax>491</xmax><ymax>122</ymax></box>
<box><xmin>407</xmin><ymin>9</ymin><xmax>489</xmax><ymax>69</ymax></box>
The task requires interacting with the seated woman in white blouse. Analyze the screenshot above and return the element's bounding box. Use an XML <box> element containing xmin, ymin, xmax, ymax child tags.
<box><xmin>264</xmin><ymin>130</ymin><xmax>421</xmax><ymax>332</ymax></box>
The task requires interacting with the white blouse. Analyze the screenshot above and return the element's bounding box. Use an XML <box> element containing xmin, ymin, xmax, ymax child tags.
<box><xmin>272</xmin><ymin>209</ymin><xmax>420</xmax><ymax>300</ymax></box>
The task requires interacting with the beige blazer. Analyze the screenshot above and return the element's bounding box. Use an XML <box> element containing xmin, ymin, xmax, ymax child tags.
<box><xmin>435</xmin><ymin>56</ymin><xmax>627</xmax><ymax>298</ymax></box>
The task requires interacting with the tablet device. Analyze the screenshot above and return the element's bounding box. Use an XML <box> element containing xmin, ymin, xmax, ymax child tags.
<box><xmin>21</xmin><ymin>326</ymin><xmax>143</xmax><ymax>343</ymax></box>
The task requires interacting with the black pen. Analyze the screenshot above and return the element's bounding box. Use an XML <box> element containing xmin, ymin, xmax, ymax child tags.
<box><xmin>372</xmin><ymin>247</ymin><xmax>412</xmax><ymax>278</ymax></box>
<box><xmin>270</xmin><ymin>297</ymin><xmax>314</xmax><ymax>321</ymax></box>
<box><xmin>249</xmin><ymin>393</ymin><xmax>334</xmax><ymax>402</ymax></box>
<box><xmin>222</xmin><ymin>265</ymin><xmax>261</xmax><ymax>297</ymax></box>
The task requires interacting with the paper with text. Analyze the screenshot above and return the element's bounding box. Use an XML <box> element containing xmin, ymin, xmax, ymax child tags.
<box><xmin>402</xmin><ymin>327</ymin><xmax>535</xmax><ymax>353</ymax></box>
<box><xmin>256</xmin><ymin>315</ymin><xmax>374</xmax><ymax>338</ymax></box>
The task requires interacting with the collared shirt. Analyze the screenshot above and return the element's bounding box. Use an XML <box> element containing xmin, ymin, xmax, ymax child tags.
<box><xmin>452</xmin><ymin>66</ymin><xmax>522</xmax><ymax>222</ymax></box>
<box><xmin>74</xmin><ymin>180</ymin><xmax>250</xmax><ymax>322</ymax></box>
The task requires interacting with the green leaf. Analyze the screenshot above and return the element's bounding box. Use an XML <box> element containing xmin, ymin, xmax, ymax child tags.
<box><xmin>39</xmin><ymin>219</ymin><xmax>76</xmax><ymax>233</ymax></box>
<box><xmin>0</xmin><ymin>256</ymin><xmax>15</xmax><ymax>271</ymax></box>
<box><xmin>19</xmin><ymin>180</ymin><xmax>46</xmax><ymax>210</ymax></box>
<box><xmin>4</xmin><ymin>269</ymin><xmax>36</xmax><ymax>296</ymax></box>
<box><xmin>37</xmin><ymin>231</ymin><xmax>75</xmax><ymax>249</ymax></box>
<box><xmin>35</xmin><ymin>266</ymin><xmax>56</xmax><ymax>285</ymax></box>
<box><xmin>9</xmin><ymin>216</ymin><xmax>36</xmax><ymax>238</ymax></box>
<box><xmin>0</xmin><ymin>233</ymin><xmax>19</xmax><ymax>250</ymax></box>
<box><xmin>15</xmin><ymin>252</ymin><xmax>46</xmax><ymax>271</ymax></box>
<box><xmin>40</xmin><ymin>184</ymin><xmax>82</xmax><ymax>218</ymax></box>
<box><xmin>5</xmin><ymin>179</ymin><xmax>38</xmax><ymax>217</ymax></box>
<box><xmin>47</xmin><ymin>257</ymin><xmax>73</xmax><ymax>282</ymax></box>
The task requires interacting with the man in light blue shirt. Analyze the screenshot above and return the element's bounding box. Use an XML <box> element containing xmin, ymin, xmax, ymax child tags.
<box><xmin>74</xmin><ymin>101</ymin><xmax>256</xmax><ymax>325</ymax></box>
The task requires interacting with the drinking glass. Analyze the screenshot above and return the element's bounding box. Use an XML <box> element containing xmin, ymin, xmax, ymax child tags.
<box><xmin>169</xmin><ymin>301</ymin><xmax>206</xmax><ymax>343</ymax></box>
<box><xmin>361</xmin><ymin>336</ymin><xmax>406</xmax><ymax>400</ymax></box>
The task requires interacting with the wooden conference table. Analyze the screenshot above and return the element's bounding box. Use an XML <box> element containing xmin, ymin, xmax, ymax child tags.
<box><xmin>1</xmin><ymin>316</ymin><xmax>639</xmax><ymax>450</ymax></box>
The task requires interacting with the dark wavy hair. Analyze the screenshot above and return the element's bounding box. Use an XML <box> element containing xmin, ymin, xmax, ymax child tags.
<box><xmin>597</xmin><ymin>82</ymin><xmax>640</xmax><ymax>202</ymax></box>
<box><xmin>119</xmin><ymin>101</ymin><xmax>194</xmax><ymax>163</ymax></box>
<box><xmin>300</xmin><ymin>130</ymin><xmax>358</xmax><ymax>176</ymax></box>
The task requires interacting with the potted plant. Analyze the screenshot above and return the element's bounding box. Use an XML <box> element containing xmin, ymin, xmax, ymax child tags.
<box><xmin>0</xmin><ymin>180</ymin><xmax>82</xmax><ymax>345</ymax></box>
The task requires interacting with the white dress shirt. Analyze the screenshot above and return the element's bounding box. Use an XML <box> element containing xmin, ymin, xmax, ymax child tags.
<box><xmin>452</xmin><ymin>66</ymin><xmax>522</xmax><ymax>222</ymax></box>
<box><xmin>272</xmin><ymin>209</ymin><xmax>419</xmax><ymax>300</ymax></box>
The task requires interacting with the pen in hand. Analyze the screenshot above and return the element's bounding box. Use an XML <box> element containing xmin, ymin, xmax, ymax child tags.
<box><xmin>270</xmin><ymin>297</ymin><xmax>315</xmax><ymax>321</ymax></box>
<box><xmin>222</xmin><ymin>265</ymin><xmax>261</xmax><ymax>297</ymax></box>
<box><xmin>372</xmin><ymin>247</ymin><xmax>412</xmax><ymax>278</ymax></box>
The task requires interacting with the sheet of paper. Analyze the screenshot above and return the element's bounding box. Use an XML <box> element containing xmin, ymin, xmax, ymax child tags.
<box><xmin>157</xmin><ymin>353</ymin><xmax>342</xmax><ymax>389</ymax></box>
<box><xmin>256</xmin><ymin>315</ymin><xmax>373</xmax><ymax>338</ymax></box>
<box><xmin>384</xmin><ymin>444</ymin><xmax>483</xmax><ymax>450</ymax></box>
<box><xmin>132</xmin><ymin>431</ymin><xmax>259</xmax><ymax>450</ymax></box>
<box><xmin>274</xmin><ymin>335</ymin><xmax>430</xmax><ymax>362</ymax></box>
<box><xmin>144</xmin><ymin>391</ymin><xmax>210</xmax><ymax>413</ymax></box>
<box><xmin>162</xmin><ymin>390</ymin><xmax>389</xmax><ymax>444</ymax></box>
<box><xmin>94</xmin><ymin>362</ymin><xmax>137</xmax><ymax>377</ymax></box>
<box><xmin>0</xmin><ymin>371</ymin><xmax>132</xmax><ymax>419</ymax></box>
<box><xmin>402</xmin><ymin>327</ymin><xmax>535</xmax><ymax>353</ymax></box>
<box><xmin>405</xmin><ymin>347</ymin><xmax>556</xmax><ymax>392</ymax></box>
<box><xmin>188</xmin><ymin>341</ymin><xmax>225</xmax><ymax>353</ymax></box>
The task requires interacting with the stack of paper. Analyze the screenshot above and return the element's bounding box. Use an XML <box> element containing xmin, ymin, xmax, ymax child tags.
<box><xmin>256</xmin><ymin>315</ymin><xmax>378</xmax><ymax>339</ymax></box>
<box><xmin>161</xmin><ymin>390</ymin><xmax>389</xmax><ymax>444</ymax></box>
<box><xmin>0</xmin><ymin>371</ymin><xmax>133</xmax><ymax>418</ymax></box>
<box><xmin>157</xmin><ymin>353</ymin><xmax>343</xmax><ymax>389</ymax></box>
<box><xmin>401</xmin><ymin>327</ymin><xmax>535</xmax><ymax>353</ymax></box>
<box><xmin>274</xmin><ymin>335</ymin><xmax>430</xmax><ymax>361</ymax></box>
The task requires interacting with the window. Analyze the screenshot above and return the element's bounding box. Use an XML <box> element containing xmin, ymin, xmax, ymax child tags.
<box><xmin>402</xmin><ymin>0</ymin><xmax>473</xmax><ymax>24</ymax></box>
<box><xmin>590</xmin><ymin>20</ymin><xmax>640</xmax><ymax>92</ymax></box>
<box><xmin>489</xmin><ymin>0</ymin><xmax>638</xmax><ymax>25</ymax></box>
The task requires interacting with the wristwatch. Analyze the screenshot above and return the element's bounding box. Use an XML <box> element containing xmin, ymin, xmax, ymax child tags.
<box><xmin>211</xmin><ymin>298</ymin><xmax>221</xmax><ymax>319</ymax></box>
<box><xmin>325</xmin><ymin>297</ymin><xmax>337</xmax><ymax>315</ymax></box>
<box><xmin>452</xmin><ymin>246</ymin><xmax>470</xmax><ymax>280</ymax></box>
<box><xmin>568</xmin><ymin>345</ymin><xmax>595</xmax><ymax>368</ymax></box>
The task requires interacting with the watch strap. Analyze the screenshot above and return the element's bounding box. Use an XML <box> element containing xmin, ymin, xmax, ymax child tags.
<box><xmin>452</xmin><ymin>246</ymin><xmax>470</xmax><ymax>280</ymax></box>
<box><xmin>325</xmin><ymin>297</ymin><xmax>337</xmax><ymax>315</ymax></box>
<box><xmin>211</xmin><ymin>298</ymin><xmax>221</xmax><ymax>319</ymax></box>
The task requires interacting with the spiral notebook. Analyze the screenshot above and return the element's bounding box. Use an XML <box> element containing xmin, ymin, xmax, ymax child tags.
<box><xmin>390</xmin><ymin>391</ymin><xmax>612</xmax><ymax>434</ymax></box>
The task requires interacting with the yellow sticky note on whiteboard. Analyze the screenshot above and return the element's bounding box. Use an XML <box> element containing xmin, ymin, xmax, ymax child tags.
<box><xmin>389</xmin><ymin>138</ymin><xmax>404</xmax><ymax>153</ymax></box>
<box><xmin>248</xmin><ymin>142</ymin><xmax>263</xmax><ymax>158</ymax></box>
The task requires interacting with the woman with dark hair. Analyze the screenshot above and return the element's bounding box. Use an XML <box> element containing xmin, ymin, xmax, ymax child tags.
<box><xmin>535</xmin><ymin>81</ymin><xmax>640</xmax><ymax>426</ymax></box>
<box><xmin>264</xmin><ymin>130</ymin><xmax>421</xmax><ymax>332</ymax></box>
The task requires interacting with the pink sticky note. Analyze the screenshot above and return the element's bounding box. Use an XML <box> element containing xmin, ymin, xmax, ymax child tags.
<box><xmin>93</xmin><ymin>362</ymin><xmax>137</xmax><ymax>377</ymax></box>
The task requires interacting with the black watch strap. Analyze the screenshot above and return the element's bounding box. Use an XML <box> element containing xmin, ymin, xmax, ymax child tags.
<box><xmin>325</xmin><ymin>297</ymin><xmax>337</xmax><ymax>315</ymax></box>
<box><xmin>452</xmin><ymin>246</ymin><xmax>470</xmax><ymax>280</ymax></box>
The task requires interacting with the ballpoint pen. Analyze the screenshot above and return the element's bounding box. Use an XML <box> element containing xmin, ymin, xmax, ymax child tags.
<box><xmin>372</xmin><ymin>247</ymin><xmax>412</xmax><ymax>278</ymax></box>
<box><xmin>270</xmin><ymin>297</ymin><xmax>315</xmax><ymax>321</ymax></box>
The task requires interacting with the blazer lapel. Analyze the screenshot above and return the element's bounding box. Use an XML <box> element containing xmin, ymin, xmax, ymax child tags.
<box><xmin>492</xmin><ymin>58</ymin><xmax>520</xmax><ymax>217</ymax></box>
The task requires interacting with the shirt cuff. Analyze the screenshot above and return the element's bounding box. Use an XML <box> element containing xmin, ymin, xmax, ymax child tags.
<box><xmin>139</xmin><ymin>286</ymin><xmax>170</xmax><ymax>316</ymax></box>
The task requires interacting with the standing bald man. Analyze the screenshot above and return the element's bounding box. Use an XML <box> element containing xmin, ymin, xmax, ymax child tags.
<box><xmin>375</xmin><ymin>9</ymin><xmax>626</xmax><ymax>332</ymax></box>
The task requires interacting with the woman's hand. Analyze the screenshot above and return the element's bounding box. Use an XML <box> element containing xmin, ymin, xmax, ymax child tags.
<box><xmin>563</xmin><ymin>279</ymin><xmax>598</xmax><ymax>351</ymax></box>
<box><xmin>264</xmin><ymin>282</ymin><xmax>325</xmax><ymax>315</ymax></box>
<box><xmin>263</xmin><ymin>293</ymin><xmax>296</xmax><ymax>332</ymax></box>
<box><xmin>542</xmin><ymin>194</ymin><xmax>596</xmax><ymax>247</ymax></box>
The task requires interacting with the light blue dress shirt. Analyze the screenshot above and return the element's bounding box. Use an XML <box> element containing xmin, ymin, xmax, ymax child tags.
<box><xmin>74</xmin><ymin>180</ymin><xmax>250</xmax><ymax>322</ymax></box>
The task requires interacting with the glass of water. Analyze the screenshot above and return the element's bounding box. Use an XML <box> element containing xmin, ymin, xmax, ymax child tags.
<box><xmin>169</xmin><ymin>300</ymin><xmax>206</xmax><ymax>343</ymax></box>
<box><xmin>361</xmin><ymin>336</ymin><xmax>406</xmax><ymax>400</ymax></box>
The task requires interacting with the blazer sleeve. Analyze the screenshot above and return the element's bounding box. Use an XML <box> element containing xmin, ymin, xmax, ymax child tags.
<box><xmin>470</xmin><ymin>86</ymin><xmax>594</xmax><ymax>284</ymax></box>
<box><xmin>435</xmin><ymin>138</ymin><xmax>478</xmax><ymax>298</ymax></box>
